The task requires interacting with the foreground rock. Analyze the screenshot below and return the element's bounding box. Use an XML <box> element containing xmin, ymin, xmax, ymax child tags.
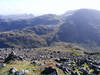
<box><xmin>4</xmin><ymin>51</ymin><xmax>24</xmax><ymax>63</ymax></box>
<box><xmin>41</xmin><ymin>67</ymin><xmax>58</xmax><ymax>75</ymax></box>
<box><xmin>9</xmin><ymin>68</ymin><xmax>29</xmax><ymax>75</ymax></box>
<box><xmin>0</xmin><ymin>48</ymin><xmax>100</xmax><ymax>75</ymax></box>
<box><xmin>9</xmin><ymin>68</ymin><xmax>17</xmax><ymax>73</ymax></box>
<box><xmin>56</xmin><ymin>56</ymin><xmax>100</xmax><ymax>75</ymax></box>
<box><xmin>0</xmin><ymin>63</ymin><xmax>6</xmax><ymax>68</ymax></box>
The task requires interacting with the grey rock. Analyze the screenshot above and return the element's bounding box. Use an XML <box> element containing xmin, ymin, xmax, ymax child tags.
<box><xmin>9</xmin><ymin>68</ymin><xmax>17</xmax><ymax>73</ymax></box>
<box><xmin>15</xmin><ymin>71</ymin><xmax>23</xmax><ymax>75</ymax></box>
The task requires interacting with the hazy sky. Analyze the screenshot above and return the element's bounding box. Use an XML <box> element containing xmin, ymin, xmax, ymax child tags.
<box><xmin>0</xmin><ymin>0</ymin><xmax>100</xmax><ymax>15</ymax></box>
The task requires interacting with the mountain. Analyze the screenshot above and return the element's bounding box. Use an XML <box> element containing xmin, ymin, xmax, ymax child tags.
<box><xmin>0</xmin><ymin>14</ymin><xmax>61</xmax><ymax>32</ymax></box>
<box><xmin>0</xmin><ymin>25</ymin><xmax>59</xmax><ymax>48</ymax></box>
<box><xmin>0</xmin><ymin>9</ymin><xmax>100</xmax><ymax>48</ymax></box>
<box><xmin>57</xmin><ymin>9</ymin><xmax>100</xmax><ymax>45</ymax></box>
<box><xmin>0</xmin><ymin>30</ymin><xmax>47</xmax><ymax>48</ymax></box>
<box><xmin>0</xmin><ymin>14</ymin><xmax>34</xmax><ymax>20</ymax></box>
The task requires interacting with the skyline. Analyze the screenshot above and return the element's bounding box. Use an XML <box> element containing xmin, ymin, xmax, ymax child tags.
<box><xmin>0</xmin><ymin>0</ymin><xmax>100</xmax><ymax>15</ymax></box>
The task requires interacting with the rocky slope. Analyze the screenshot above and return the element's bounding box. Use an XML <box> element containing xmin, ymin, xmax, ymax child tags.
<box><xmin>0</xmin><ymin>48</ymin><xmax>100</xmax><ymax>75</ymax></box>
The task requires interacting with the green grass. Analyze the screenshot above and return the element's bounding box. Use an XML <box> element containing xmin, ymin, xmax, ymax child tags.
<box><xmin>0</xmin><ymin>60</ymin><xmax>42</xmax><ymax>75</ymax></box>
<box><xmin>36</xmin><ymin>46</ymin><xmax>84</xmax><ymax>56</ymax></box>
<box><xmin>0</xmin><ymin>60</ymin><xmax>65</xmax><ymax>75</ymax></box>
<box><xmin>83</xmin><ymin>63</ymin><xmax>88</xmax><ymax>69</ymax></box>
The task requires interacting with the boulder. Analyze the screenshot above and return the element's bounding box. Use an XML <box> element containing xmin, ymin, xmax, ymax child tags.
<box><xmin>9</xmin><ymin>68</ymin><xmax>17</xmax><ymax>73</ymax></box>
<box><xmin>79</xmin><ymin>69</ymin><xmax>89</xmax><ymax>75</ymax></box>
<box><xmin>0</xmin><ymin>63</ymin><xmax>6</xmax><ymax>68</ymax></box>
<box><xmin>4</xmin><ymin>51</ymin><xmax>24</xmax><ymax>63</ymax></box>
<box><xmin>93</xmin><ymin>68</ymin><xmax>100</xmax><ymax>74</ymax></box>
<box><xmin>15</xmin><ymin>71</ymin><xmax>23</xmax><ymax>75</ymax></box>
<box><xmin>41</xmin><ymin>67</ymin><xmax>58</xmax><ymax>75</ymax></box>
<box><xmin>23</xmin><ymin>68</ymin><xmax>30</xmax><ymax>73</ymax></box>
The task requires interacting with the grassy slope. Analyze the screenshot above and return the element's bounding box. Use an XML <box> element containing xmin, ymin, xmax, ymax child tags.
<box><xmin>0</xmin><ymin>60</ymin><xmax>65</xmax><ymax>75</ymax></box>
<box><xmin>0</xmin><ymin>60</ymin><xmax>42</xmax><ymax>75</ymax></box>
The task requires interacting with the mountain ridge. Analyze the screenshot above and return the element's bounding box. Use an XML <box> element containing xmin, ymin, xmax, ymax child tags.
<box><xmin>0</xmin><ymin>9</ymin><xmax>100</xmax><ymax>50</ymax></box>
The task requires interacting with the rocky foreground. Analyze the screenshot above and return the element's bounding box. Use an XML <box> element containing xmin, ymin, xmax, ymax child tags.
<box><xmin>0</xmin><ymin>48</ymin><xmax>100</xmax><ymax>75</ymax></box>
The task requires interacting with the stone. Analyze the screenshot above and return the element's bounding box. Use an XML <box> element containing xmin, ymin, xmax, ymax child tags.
<box><xmin>33</xmin><ymin>69</ymin><xmax>37</xmax><ymax>72</ymax></box>
<box><xmin>79</xmin><ymin>69</ymin><xmax>89</xmax><ymax>75</ymax></box>
<box><xmin>75</xmin><ymin>72</ymin><xmax>80</xmax><ymax>75</ymax></box>
<box><xmin>0</xmin><ymin>56</ymin><xmax>4</xmax><ymax>63</ymax></box>
<box><xmin>9</xmin><ymin>68</ymin><xmax>17</xmax><ymax>73</ymax></box>
<box><xmin>41</xmin><ymin>67</ymin><xmax>58</xmax><ymax>75</ymax></box>
<box><xmin>15</xmin><ymin>71</ymin><xmax>23</xmax><ymax>75</ymax></box>
<box><xmin>24</xmin><ymin>68</ymin><xmax>30</xmax><ymax>73</ymax></box>
<box><xmin>76</xmin><ymin>58</ymin><xmax>87</xmax><ymax>66</ymax></box>
<box><xmin>93</xmin><ymin>68</ymin><xmax>100</xmax><ymax>74</ymax></box>
<box><xmin>4</xmin><ymin>51</ymin><xmax>24</xmax><ymax>63</ymax></box>
<box><xmin>31</xmin><ymin>61</ymin><xmax>37</xmax><ymax>65</ymax></box>
<box><xmin>0</xmin><ymin>63</ymin><xmax>6</xmax><ymax>68</ymax></box>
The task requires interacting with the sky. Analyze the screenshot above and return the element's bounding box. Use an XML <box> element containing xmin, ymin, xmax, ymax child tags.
<box><xmin>0</xmin><ymin>0</ymin><xmax>100</xmax><ymax>15</ymax></box>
